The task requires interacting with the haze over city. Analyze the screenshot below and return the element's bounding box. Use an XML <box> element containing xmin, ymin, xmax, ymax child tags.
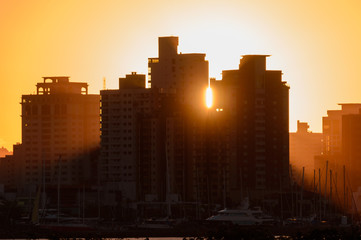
<box><xmin>3</xmin><ymin>1</ymin><xmax>361</xmax><ymax>238</ymax></box>
<box><xmin>1</xmin><ymin>0</ymin><xmax>361</xmax><ymax>149</ymax></box>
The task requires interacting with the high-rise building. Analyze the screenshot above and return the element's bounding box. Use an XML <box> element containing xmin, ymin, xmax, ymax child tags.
<box><xmin>343</xmin><ymin>111</ymin><xmax>361</xmax><ymax>214</ymax></box>
<box><xmin>322</xmin><ymin>104</ymin><xmax>361</xmax><ymax>155</ymax></box>
<box><xmin>316</xmin><ymin>103</ymin><xmax>361</xmax><ymax>176</ymax></box>
<box><xmin>342</xmin><ymin>112</ymin><xmax>361</xmax><ymax>189</ymax></box>
<box><xmin>210</xmin><ymin>55</ymin><xmax>290</xmax><ymax>199</ymax></box>
<box><xmin>100</xmin><ymin>37</ymin><xmax>209</xmax><ymax>213</ymax></box>
<box><xmin>148</xmin><ymin>36</ymin><xmax>209</xmax><ymax>108</ymax></box>
<box><xmin>100</xmin><ymin>72</ymin><xmax>149</xmax><ymax>204</ymax></box>
<box><xmin>101</xmin><ymin>38</ymin><xmax>290</xmax><ymax>217</ymax></box>
<box><xmin>20</xmin><ymin>77</ymin><xmax>100</xmax><ymax>193</ymax></box>
<box><xmin>100</xmin><ymin>72</ymin><xmax>183</xmax><ymax>208</ymax></box>
<box><xmin>289</xmin><ymin>121</ymin><xmax>322</xmax><ymax>187</ymax></box>
<box><xmin>314</xmin><ymin>104</ymin><xmax>361</xmax><ymax>212</ymax></box>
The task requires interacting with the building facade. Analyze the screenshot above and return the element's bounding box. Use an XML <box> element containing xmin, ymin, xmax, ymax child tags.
<box><xmin>289</xmin><ymin>121</ymin><xmax>322</xmax><ymax>188</ymax></box>
<box><xmin>210</xmin><ymin>55</ymin><xmax>290</xmax><ymax>199</ymax></box>
<box><xmin>100</xmin><ymin>72</ymin><xmax>185</xmax><ymax>210</ymax></box>
<box><xmin>0</xmin><ymin>144</ymin><xmax>24</xmax><ymax>192</ymax></box>
<box><xmin>20</xmin><ymin>77</ymin><xmax>100</xmax><ymax>197</ymax></box>
<box><xmin>314</xmin><ymin>104</ymin><xmax>361</xmax><ymax>213</ymax></box>
<box><xmin>322</xmin><ymin>104</ymin><xmax>361</xmax><ymax>155</ymax></box>
<box><xmin>148</xmin><ymin>36</ymin><xmax>209</xmax><ymax>109</ymax></box>
<box><xmin>100</xmin><ymin>38</ymin><xmax>290</xmax><ymax>218</ymax></box>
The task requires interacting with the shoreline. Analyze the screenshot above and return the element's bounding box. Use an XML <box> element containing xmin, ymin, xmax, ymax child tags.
<box><xmin>0</xmin><ymin>223</ymin><xmax>359</xmax><ymax>239</ymax></box>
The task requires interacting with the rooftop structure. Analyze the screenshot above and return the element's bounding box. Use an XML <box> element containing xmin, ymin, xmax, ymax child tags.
<box><xmin>36</xmin><ymin>76</ymin><xmax>88</xmax><ymax>95</ymax></box>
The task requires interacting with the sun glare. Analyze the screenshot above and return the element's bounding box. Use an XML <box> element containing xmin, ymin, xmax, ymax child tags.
<box><xmin>206</xmin><ymin>87</ymin><xmax>213</xmax><ymax>108</ymax></box>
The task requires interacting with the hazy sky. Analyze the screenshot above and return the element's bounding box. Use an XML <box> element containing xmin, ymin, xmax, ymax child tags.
<box><xmin>1</xmin><ymin>0</ymin><xmax>361</xmax><ymax>149</ymax></box>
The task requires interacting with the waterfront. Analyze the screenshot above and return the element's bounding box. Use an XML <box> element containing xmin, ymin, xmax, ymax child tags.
<box><xmin>0</xmin><ymin>223</ymin><xmax>360</xmax><ymax>240</ymax></box>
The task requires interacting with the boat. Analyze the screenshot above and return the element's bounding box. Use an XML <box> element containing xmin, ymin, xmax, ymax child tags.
<box><xmin>37</xmin><ymin>221</ymin><xmax>96</xmax><ymax>232</ymax></box>
<box><xmin>35</xmin><ymin>209</ymin><xmax>96</xmax><ymax>232</ymax></box>
<box><xmin>135</xmin><ymin>217</ymin><xmax>176</xmax><ymax>229</ymax></box>
<box><xmin>206</xmin><ymin>198</ymin><xmax>275</xmax><ymax>225</ymax></box>
<box><xmin>285</xmin><ymin>214</ymin><xmax>317</xmax><ymax>225</ymax></box>
<box><xmin>206</xmin><ymin>208</ymin><xmax>275</xmax><ymax>225</ymax></box>
<box><xmin>39</xmin><ymin>208</ymin><xmax>78</xmax><ymax>222</ymax></box>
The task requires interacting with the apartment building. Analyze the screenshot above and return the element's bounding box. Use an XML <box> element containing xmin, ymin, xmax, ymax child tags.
<box><xmin>20</xmin><ymin>77</ymin><xmax>100</xmax><ymax>194</ymax></box>
<box><xmin>100</xmin><ymin>38</ymin><xmax>290</xmax><ymax>216</ymax></box>
<box><xmin>210</xmin><ymin>55</ymin><xmax>290</xmax><ymax>198</ymax></box>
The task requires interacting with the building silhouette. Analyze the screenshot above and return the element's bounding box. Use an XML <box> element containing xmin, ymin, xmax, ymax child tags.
<box><xmin>343</xmin><ymin>112</ymin><xmax>361</xmax><ymax>190</ymax></box>
<box><xmin>148</xmin><ymin>36</ymin><xmax>209</xmax><ymax>108</ymax></box>
<box><xmin>289</xmin><ymin>121</ymin><xmax>322</xmax><ymax>188</ymax></box>
<box><xmin>0</xmin><ymin>144</ymin><xmax>23</xmax><ymax>194</ymax></box>
<box><xmin>101</xmin><ymin>72</ymin><xmax>191</xmax><ymax>217</ymax></box>
<box><xmin>18</xmin><ymin>77</ymin><xmax>100</xmax><ymax>202</ymax></box>
<box><xmin>315</xmin><ymin>103</ymin><xmax>361</xmax><ymax>175</ymax></box>
<box><xmin>100</xmin><ymin>72</ymin><xmax>157</xmax><ymax>206</ymax></box>
<box><xmin>322</xmin><ymin>104</ymin><xmax>361</xmax><ymax>155</ymax></box>
<box><xmin>314</xmin><ymin>104</ymin><xmax>361</xmax><ymax>214</ymax></box>
<box><xmin>100</xmin><ymin>37</ymin><xmax>211</xmax><ymax>216</ymax></box>
<box><xmin>0</xmin><ymin>37</ymin><xmax>291</xmax><ymax>220</ymax></box>
<box><xmin>210</xmin><ymin>55</ymin><xmax>290</xmax><ymax>203</ymax></box>
<box><xmin>100</xmin><ymin>46</ymin><xmax>208</xmax><ymax>214</ymax></box>
<box><xmin>100</xmin><ymin>38</ymin><xmax>290</xmax><ymax>218</ymax></box>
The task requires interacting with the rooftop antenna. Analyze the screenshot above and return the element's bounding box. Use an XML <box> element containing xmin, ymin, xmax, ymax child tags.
<box><xmin>103</xmin><ymin>77</ymin><xmax>106</xmax><ymax>90</ymax></box>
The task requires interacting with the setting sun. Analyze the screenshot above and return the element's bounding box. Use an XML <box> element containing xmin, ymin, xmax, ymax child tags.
<box><xmin>206</xmin><ymin>87</ymin><xmax>213</xmax><ymax>108</ymax></box>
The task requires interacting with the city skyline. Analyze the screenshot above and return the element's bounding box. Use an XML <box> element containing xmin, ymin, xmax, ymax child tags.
<box><xmin>0</xmin><ymin>33</ymin><xmax>360</xmax><ymax>229</ymax></box>
<box><xmin>94</xmin><ymin>37</ymin><xmax>290</xmax><ymax>217</ymax></box>
<box><xmin>0</xmin><ymin>37</ymin><xmax>290</xmax><ymax>220</ymax></box>
<box><xmin>2</xmin><ymin>1</ymin><xmax>361</xmax><ymax>149</ymax></box>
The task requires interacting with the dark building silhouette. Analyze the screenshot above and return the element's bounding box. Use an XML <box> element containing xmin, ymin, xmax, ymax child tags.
<box><xmin>100</xmin><ymin>38</ymin><xmax>290</xmax><ymax>218</ymax></box>
<box><xmin>100</xmin><ymin>37</ymin><xmax>210</xmax><ymax>215</ymax></box>
<box><xmin>100</xmin><ymin>72</ymin><xmax>185</xmax><ymax>213</ymax></box>
<box><xmin>148</xmin><ymin>36</ymin><xmax>209</xmax><ymax>108</ymax></box>
<box><xmin>342</xmin><ymin>110</ymin><xmax>361</xmax><ymax>213</ymax></box>
<box><xmin>18</xmin><ymin>77</ymin><xmax>100</xmax><ymax>201</ymax></box>
<box><xmin>314</xmin><ymin>104</ymin><xmax>361</xmax><ymax>214</ymax></box>
<box><xmin>100</xmin><ymin>72</ymin><xmax>152</xmax><ymax>205</ymax></box>
<box><xmin>321</xmin><ymin>104</ymin><xmax>361</xmax><ymax>155</ymax></box>
<box><xmin>316</xmin><ymin>104</ymin><xmax>361</xmax><ymax>175</ymax></box>
<box><xmin>0</xmin><ymin>144</ymin><xmax>23</xmax><ymax>194</ymax></box>
<box><xmin>0</xmin><ymin>37</ymin><xmax>291</xmax><ymax>220</ymax></box>
<box><xmin>210</xmin><ymin>56</ymin><xmax>289</xmax><ymax>198</ymax></box>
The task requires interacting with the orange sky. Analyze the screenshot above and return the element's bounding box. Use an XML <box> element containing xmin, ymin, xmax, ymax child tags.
<box><xmin>1</xmin><ymin>0</ymin><xmax>361</xmax><ymax>150</ymax></box>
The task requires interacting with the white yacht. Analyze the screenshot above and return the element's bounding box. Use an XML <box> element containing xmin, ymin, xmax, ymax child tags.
<box><xmin>206</xmin><ymin>199</ymin><xmax>275</xmax><ymax>225</ymax></box>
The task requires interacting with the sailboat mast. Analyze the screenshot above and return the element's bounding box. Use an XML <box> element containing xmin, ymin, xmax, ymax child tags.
<box><xmin>319</xmin><ymin>168</ymin><xmax>321</xmax><ymax>220</ymax></box>
<box><xmin>42</xmin><ymin>152</ymin><xmax>46</xmax><ymax>213</ymax></box>
<box><xmin>330</xmin><ymin>170</ymin><xmax>332</xmax><ymax>215</ymax></box>
<box><xmin>313</xmin><ymin>169</ymin><xmax>316</xmax><ymax>216</ymax></box>
<box><xmin>300</xmin><ymin>167</ymin><xmax>304</xmax><ymax>218</ymax></box>
<box><xmin>165</xmin><ymin>134</ymin><xmax>171</xmax><ymax>217</ymax></box>
<box><xmin>83</xmin><ymin>184</ymin><xmax>85</xmax><ymax>224</ymax></box>
<box><xmin>344</xmin><ymin>165</ymin><xmax>346</xmax><ymax>212</ymax></box>
<box><xmin>57</xmin><ymin>155</ymin><xmax>61</xmax><ymax>224</ymax></box>
<box><xmin>324</xmin><ymin>161</ymin><xmax>328</xmax><ymax>218</ymax></box>
<box><xmin>223</xmin><ymin>168</ymin><xmax>226</xmax><ymax>209</ymax></box>
<box><xmin>290</xmin><ymin>165</ymin><xmax>294</xmax><ymax>217</ymax></box>
<box><xmin>280</xmin><ymin>176</ymin><xmax>283</xmax><ymax>221</ymax></box>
